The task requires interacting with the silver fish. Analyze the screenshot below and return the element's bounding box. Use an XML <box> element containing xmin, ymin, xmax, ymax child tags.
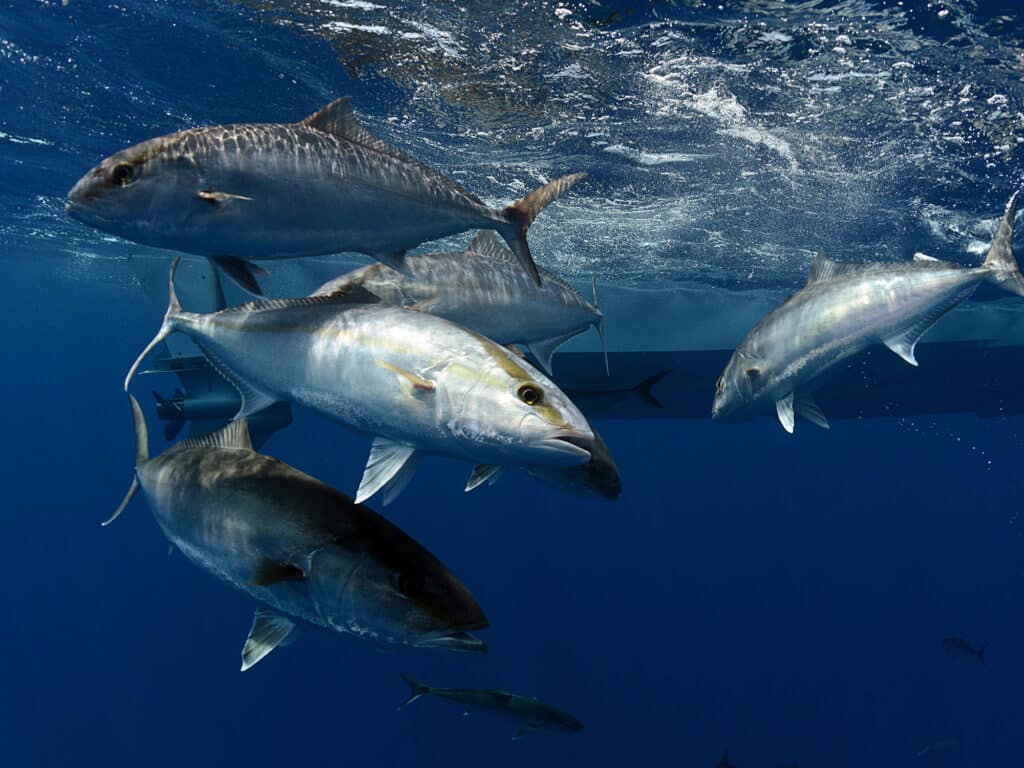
<box><xmin>313</xmin><ymin>230</ymin><xmax>607</xmax><ymax>375</ymax></box>
<box><xmin>398</xmin><ymin>674</ymin><xmax>583</xmax><ymax>738</ymax></box>
<box><xmin>713</xmin><ymin>191</ymin><xmax>1024</xmax><ymax>432</ymax></box>
<box><xmin>126</xmin><ymin>259</ymin><xmax>594</xmax><ymax>505</ymax></box>
<box><xmin>111</xmin><ymin>395</ymin><xmax>488</xmax><ymax>669</ymax></box>
<box><xmin>66</xmin><ymin>97</ymin><xmax>586</xmax><ymax>293</ymax></box>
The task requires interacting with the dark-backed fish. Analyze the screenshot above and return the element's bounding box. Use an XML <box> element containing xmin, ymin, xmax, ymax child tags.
<box><xmin>111</xmin><ymin>395</ymin><xmax>488</xmax><ymax>668</ymax></box>
<box><xmin>942</xmin><ymin>636</ymin><xmax>987</xmax><ymax>664</ymax></box>
<box><xmin>67</xmin><ymin>98</ymin><xmax>586</xmax><ymax>292</ymax></box>
<box><xmin>399</xmin><ymin>674</ymin><xmax>583</xmax><ymax>738</ymax></box>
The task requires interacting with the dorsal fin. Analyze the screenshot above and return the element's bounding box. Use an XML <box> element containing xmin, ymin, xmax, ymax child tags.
<box><xmin>172</xmin><ymin>419</ymin><xmax>253</xmax><ymax>452</ymax></box>
<box><xmin>301</xmin><ymin>97</ymin><xmax>418</xmax><ymax>164</ymax></box>
<box><xmin>467</xmin><ymin>230</ymin><xmax>518</xmax><ymax>263</ymax></box>
<box><xmin>806</xmin><ymin>252</ymin><xmax>870</xmax><ymax>285</ymax></box>
<box><xmin>217</xmin><ymin>286</ymin><xmax>380</xmax><ymax>315</ymax></box>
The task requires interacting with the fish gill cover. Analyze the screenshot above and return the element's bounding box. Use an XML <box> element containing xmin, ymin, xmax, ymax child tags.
<box><xmin>2</xmin><ymin>1</ymin><xmax>1024</xmax><ymax>767</ymax></box>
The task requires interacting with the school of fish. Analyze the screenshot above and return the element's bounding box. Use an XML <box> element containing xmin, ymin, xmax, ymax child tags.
<box><xmin>67</xmin><ymin>96</ymin><xmax>1023</xmax><ymax>737</ymax></box>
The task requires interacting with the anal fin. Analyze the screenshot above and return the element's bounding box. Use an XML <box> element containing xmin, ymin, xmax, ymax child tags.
<box><xmin>194</xmin><ymin>341</ymin><xmax>278</xmax><ymax>418</ymax></box>
<box><xmin>240</xmin><ymin>608</ymin><xmax>296</xmax><ymax>672</ymax></box>
<box><xmin>882</xmin><ymin>286</ymin><xmax>977</xmax><ymax>367</ymax></box>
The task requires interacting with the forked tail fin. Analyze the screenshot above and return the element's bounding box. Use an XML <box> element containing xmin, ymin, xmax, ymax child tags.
<box><xmin>398</xmin><ymin>673</ymin><xmax>431</xmax><ymax>709</ymax></box>
<box><xmin>125</xmin><ymin>256</ymin><xmax>186</xmax><ymax>391</ymax></box>
<box><xmin>104</xmin><ymin>393</ymin><xmax>150</xmax><ymax>527</ymax></box>
<box><xmin>983</xmin><ymin>190</ymin><xmax>1024</xmax><ymax>296</ymax></box>
<box><xmin>500</xmin><ymin>173</ymin><xmax>588</xmax><ymax>286</ymax></box>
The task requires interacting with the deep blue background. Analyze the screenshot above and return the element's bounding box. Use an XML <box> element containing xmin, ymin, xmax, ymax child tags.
<box><xmin>3</xmin><ymin>1</ymin><xmax>1024</xmax><ymax>766</ymax></box>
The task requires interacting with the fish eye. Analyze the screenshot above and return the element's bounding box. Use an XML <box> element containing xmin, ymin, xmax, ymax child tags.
<box><xmin>111</xmin><ymin>163</ymin><xmax>134</xmax><ymax>187</ymax></box>
<box><xmin>396</xmin><ymin>572</ymin><xmax>423</xmax><ymax>599</ymax></box>
<box><xmin>517</xmin><ymin>383</ymin><xmax>543</xmax><ymax>406</ymax></box>
<box><xmin>715</xmin><ymin>376</ymin><xmax>724</xmax><ymax>393</ymax></box>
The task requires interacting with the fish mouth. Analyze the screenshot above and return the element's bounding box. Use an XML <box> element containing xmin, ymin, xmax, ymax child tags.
<box><xmin>413</xmin><ymin>630</ymin><xmax>488</xmax><ymax>653</ymax></box>
<box><xmin>540</xmin><ymin>429</ymin><xmax>594</xmax><ymax>463</ymax></box>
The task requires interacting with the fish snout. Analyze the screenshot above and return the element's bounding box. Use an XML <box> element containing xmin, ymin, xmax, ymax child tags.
<box><xmin>533</xmin><ymin>420</ymin><xmax>594</xmax><ymax>466</ymax></box>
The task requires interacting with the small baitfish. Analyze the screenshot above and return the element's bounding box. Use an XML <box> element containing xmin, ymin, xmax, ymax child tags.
<box><xmin>313</xmin><ymin>230</ymin><xmax>607</xmax><ymax>375</ymax></box>
<box><xmin>398</xmin><ymin>674</ymin><xmax>583</xmax><ymax>738</ymax></box>
<box><xmin>942</xmin><ymin>636</ymin><xmax>987</xmax><ymax>665</ymax></box>
<box><xmin>66</xmin><ymin>97</ymin><xmax>585</xmax><ymax>293</ymax></box>
<box><xmin>111</xmin><ymin>395</ymin><xmax>488</xmax><ymax>669</ymax></box>
<box><xmin>125</xmin><ymin>259</ymin><xmax>594</xmax><ymax>505</ymax></box>
<box><xmin>713</xmin><ymin>190</ymin><xmax>1024</xmax><ymax>432</ymax></box>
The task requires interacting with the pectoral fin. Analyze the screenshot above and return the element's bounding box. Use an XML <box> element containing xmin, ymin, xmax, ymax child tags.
<box><xmin>375</xmin><ymin>359</ymin><xmax>436</xmax><ymax>396</ymax></box>
<box><xmin>465</xmin><ymin>464</ymin><xmax>504</xmax><ymax>492</ymax></box>
<box><xmin>776</xmin><ymin>393</ymin><xmax>795</xmax><ymax>434</ymax></box>
<box><xmin>240</xmin><ymin>608</ymin><xmax>296</xmax><ymax>672</ymax></box>
<box><xmin>794</xmin><ymin>393</ymin><xmax>830</xmax><ymax>430</ymax></box>
<box><xmin>212</xmin><ymin>256</ymin><xmax>268</xmax><ymax>297</ymax></box>
<box><xmin>408</xmin><ymin>297</ymin><xmax>440</xmax><ymax>312</ymax></box>
<box><xmin>198</xmin><ymin>190</ymin><xmax>253</xmax><ymax>205</ymax></box>
<box><xmin>249</xmin><ymin>559</ymin><xmax>305</xmax><ymax>587</ymax></box>
<box><xmin>356</xmin><ymin>438</ymin><xmax>418</xmax><ymax>504</ymax></box>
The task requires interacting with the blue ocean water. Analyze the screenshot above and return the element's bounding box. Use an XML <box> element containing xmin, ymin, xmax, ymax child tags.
<box><xmin>4</xmin><ymin>1</ymin><xmax>1024</xmax><ymax>766</ymax></box>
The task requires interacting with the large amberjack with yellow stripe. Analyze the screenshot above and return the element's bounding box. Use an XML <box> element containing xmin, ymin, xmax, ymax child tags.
<box><xmin>125</xmin><ymin>259</ymin><xmax>593</xmax><ymax>504</ymax></box>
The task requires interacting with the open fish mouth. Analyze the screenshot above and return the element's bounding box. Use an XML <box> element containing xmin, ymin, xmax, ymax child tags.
<box><xmin>413</xmin><ymin>630</ymin><xmax>488</xmax><ymax>653</ymax></box>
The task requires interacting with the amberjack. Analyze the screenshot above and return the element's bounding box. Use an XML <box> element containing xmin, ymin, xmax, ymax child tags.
<box><xmin>313</xmin><ymin>230</ymin><xmax>607</xmax><ymax>375</ymax></box>
<box><xmin>126</xmin><ymin>259</ymin><xmax>594</xmax><ymax>504</ymax></box>
<box><xmin>111</xmin><ymin>395</ymin><xmax>488</xmax><ymax>669</ymax></box>
<box><xmin>713</xmin><ymin>191</ymin><xmax>1024</xmax><ymax>432</ymax></box>
<box><xmin>66</xmin><ymin>97</ymin><xmax>585</xmax><ymax>293</ymax></box>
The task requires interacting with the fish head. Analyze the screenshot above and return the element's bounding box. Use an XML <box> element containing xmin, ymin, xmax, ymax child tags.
<box><xmin>451</xmin><ymin>339</ymin><xmax>594</xmax><ymax>467</ymax></box>
<box><xmin>527</xmin><ymin>423</ymin><xmax>621</xmax><ymax>499</ymax></box>
<box><xmin>66</xmin><ymin>133</ymin><xmax>203</xmax><ymax>243</ymax></box>
<box><xmin>712</xmin><ymin>347</ymin><xmax>766</xmax><ymax>420</ymax></box>
<box><xmin>309</xmin><ymin>536</ymin><xmax>488</xmax><ymax>653</ymax></box>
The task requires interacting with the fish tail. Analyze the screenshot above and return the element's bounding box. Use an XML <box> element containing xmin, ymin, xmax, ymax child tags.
<box><xmin>635</xmin><ymin>369</ymin><xmax>672</xmax><ymax>409</ymax></box>
<box><xmin>124</xmin><ymin>256</ymin><xmax>186</xmax><ymax>391</ymax></box>
<box><xmin>500</xmin><ymin>173</ymin><xmax>588</xmax><ymax>286</ymax></box>
<box><xmin>398</xmin><ymin>673</ymin><xmax>430</xmax><ymax>709</ymax></box>
<box><xmin>982</xmin><ymin>190</ymin><xmax>1024</xmax><ymax>296</ymax></box>
<box><xmin>978</xmin><ymin>642</ymin><xmax>988</xmax><ymax>665</ymax></box>
<box><xmin>104</xmin><ymin>393</ymin><xmax>150</xmax><ymax>527</ymax></box>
